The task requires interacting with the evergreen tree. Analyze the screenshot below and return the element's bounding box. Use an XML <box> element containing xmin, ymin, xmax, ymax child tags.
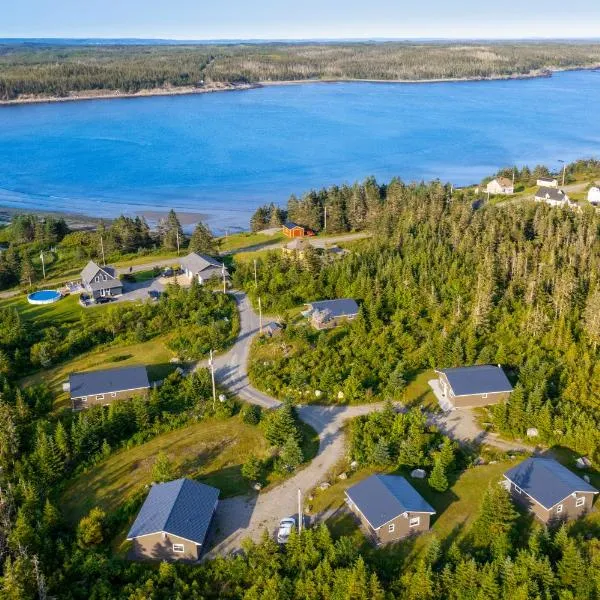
<box><xmin>278</xmin><ymin>436</ymin><xmax>304</xmax><ymax>473</ymax></box>
<box><xmin>189</xmin><ymin>221</ymin><xmax>217</xmax><ymax>254</ymax></box>
<box><xmin>242</xmin><ymin>455</ymin><xmax>263</xmax><ymax>482</ymax></box>
<box><xmin>428</xmin><ymin>458</ymin><xmax>449</xmax><ymax>492</ymax></box>
<box><xmin>152</xmin><ymin>451</ymin><xmax>173</xmax><ymax>482</ymax></box>
<box><xmin>159</xmin><ymin>209</ymin><xmax>183</xmax><ymax>250</ymax></box>
<box><xmin>76</xmin><ymin>507</ymin><xmax>105</xmax><ymax>548</ymax></box>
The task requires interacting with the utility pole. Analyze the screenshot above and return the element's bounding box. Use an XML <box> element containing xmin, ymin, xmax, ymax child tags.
<box><xmin>39</xmin><ymin>251</ymin><xmax>46</xmax><ymax>279</ymax></box>
<box><xmin>100</xmin><ymin>235</ymin><xmax>106</xmax><ymax>266</ymax></box>
<box><xmin>209</xmin><ymin>349</ymin><xmax>216</xmax><ymax>410</ymax></box>
<box><xmin>222</xmin><ymin>264</ymin><xmax>226</xmax><ymax>293</ymax></box>
<box><xmin>176</xmin><ymin>230</ymin><xmax>180</xmax><ymax>256</ymax></box>
<box><xmin>559</xmin><ymin>160</ymin><xmax>566</xmax><ymax>187</ymax></box>
<box><xmin>258</xmin><ymin>296</ymin><xmax>263</xmax><ymax>335</ymax></box>
<box><xmin>253</xmin><ymin>259</ymin><xmax>258</xmax><ymax>287</ymax></box>
<box><xmin>297</xmin><ymin>488</ymin><xmax>302</xmax><ymax>533</ymax></box>
<box><xmin>324</xmin><ymin>207</ymin><xmax>327</xmax><ymax>232</ymax></box>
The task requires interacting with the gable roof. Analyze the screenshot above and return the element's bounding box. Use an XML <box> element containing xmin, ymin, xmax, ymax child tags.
<box><xmin>307</xmin><ymin>298</ymin><xmax>359</xmax><ymax>318</ymax></box>
<box><xmin>283</xmin><ymin>221</ymin><xmax>303</xmax><ymax>230</ymax></box>
<box><xmin>81</xmin><ymin>260</ymin><xmax>118</xmax><ymax>285</ymax></box>
<box><xmin>535</xmin><ymin>187</ymin><xmax>566</xmax><ymax>202</ymax></box>
<box><xmin>439</xmin><ymin>364</ymin><xmax>513</xmax><ymax>397</ymax></box>
<box><xmin>69</xmin><ymin>365</ymin><xmax>150</xmax><ymax>398</ymax></box>
<box><xmin>180</xmin><ymin>252</ymin><xmax>225</xmax><ymax>274</ymax></box>
<box><xmin>492</xmin><ymin>177</ymin><xmax>513</xmax><ymax>188</ymax></box>
<box><xmin>346</xmin><ymin>475</ymin><xmax>435</xmax><ymax>529</ymax></box>
<box><xmin>127</xmin><ymin>478</ymin><xmax>219</xmax><ymax>545</ymax></box>
<box><xmin>504</xmin><ymin>458</ymin><xmax>598</xmax><ymax>509</ymax></box>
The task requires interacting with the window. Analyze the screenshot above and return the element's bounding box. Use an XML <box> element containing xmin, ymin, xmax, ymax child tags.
<box><xmin>96</xmin><ymin>394</ymin><xmax>104</xmax><ymax>401</ymax></box>
<box><xmin>576</xmin><ymin>497</ymin><xmax>585</xmax><ymax>508</ymax></box>
<box><xmin>409</xmin><ymin>517</ymin><xmax>420</xmax><ymax>528</ymax></box>
<box><xmin>81</xmin><ymin>396</ymin><xmax>87</xmax><ymax>402</ymax></box>
<box><xmin>388</xmin><ymin>523</ymin><xmax>395</xmax><ymax>533</ymax></box>
<box><xmin>172</xmin><ymin>544</ymin><xmax>184</xmax><ymax>553</ymax></box>
<box><xmin>514</xmin><ymin>485</ymin><xmax>522</xmax><ymax>495</ymax></box>
<box><xmin>557</xmin><ymin>504</ymin><xmax>563</xmax><ymax>514</ymax></box>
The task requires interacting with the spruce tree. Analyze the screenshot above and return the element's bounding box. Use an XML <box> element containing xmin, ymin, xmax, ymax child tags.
<box><xmin>189</xmin><ymin>221</ymin><xmax>217</xmax><ymax>254</ymax></box>
<box><xmin>428</xmin><ymin>458</ymin><xmax>449</xmax><ymax>492</ymax></box>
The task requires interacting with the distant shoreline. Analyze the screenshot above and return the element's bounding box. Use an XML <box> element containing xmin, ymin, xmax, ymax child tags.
<box><xmin>1</xmin><ymin>64</ymin><xmax>599</xmax><ymax>106</ymax></box>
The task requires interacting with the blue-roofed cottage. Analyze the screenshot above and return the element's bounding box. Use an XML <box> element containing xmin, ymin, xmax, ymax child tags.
<box><xmin>282</xmin><ymin>221</ymin><xmax>306</xmax><ymax>238</ymax></box>
<box><xmin>67</xmin><ymin>365</ymin><xmax>150</xmax><ymax>410</ymax></box>
<box><xmin>503</xmin><ymin>458</ymin><xmax>598</xmax><ymax>524</ymax></box>
<box><xmin>305</xmin><ymin>298</ymin><xmax>359</xmax><ymax>330</ymax></box>
<box><xmin>436</xmin><ymin>364</ymin><xmax>513</xmax><ymax>408</ymax></box>
<box><xmin>127</xmin><ymin>478</ymin><xmax>219</xmax><ymax>561</ymax></box>
<box><xmin>345</xmin><ymin>474</ymin><xmax>435</xmax><ymax>544</ymax></box>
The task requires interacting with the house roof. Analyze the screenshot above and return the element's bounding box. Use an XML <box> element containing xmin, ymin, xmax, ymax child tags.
<box><xmin>283</xmin><ymin>221</ymin><xmax>303</xmax><ymax>230</ymax></box>
<box><xmin>535</xmin><ymin>187</ymin><xmax>566</xmax><ymax>202</ymax></box>
<box><xmin>346</xmin><ymin>474</ymin><xmax>435</xmax><ymax>529</ymax></box>
<box><xmin>439</xmin><ymin>365</ymin><xmax>513</xmax><ymax>397</ymax></box>
<box><xmin>504</xmin><ymin>458</ymin><xmax>598</xmax><ymax>509</ymax></box>
<box><xmin>127</xmin><ymin>478</ymin><xmax>219</xmax><ymax>545</ymax></box>
<box><xmin>81</xmin><ymin>260</ymin><xmax>118</xmax><ymax>285</ymax></box>
<box><xmin>493</xmin><ymin>177</ymin><xmax>513</xmax><ymax>188</ymax></box>
<box><xmin>69</xmin><ymin>365</ymin><xmax>150</xmax><ymax>398</ymax></box>
<box><xmin>180</xmin><ymin>252</ymin><xmax>225</xmax><ymax>274</ymax></box>
<box><xmin>537</xmin><ymin>176</ymin><xmax>557</xmax><ymax>182</ymax></box>
<box><xmin>307</xmin><ymin>298</ymin><xmax>359</xmax><ymax>318</ymax></box>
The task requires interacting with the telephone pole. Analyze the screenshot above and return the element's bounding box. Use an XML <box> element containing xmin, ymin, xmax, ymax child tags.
<box><xmin>39</xmin><ymin>251</ymin><xmax>46</xmax><ymax>279</ymax></box>
<box><xmin>258</xmin><ymin>296</ymin><xmax>263</xmax><ymax>335</ymax></box>
<box><xmin>297</xmin><ymin>488</ymin><xmax>302</xmax><ymax>533</ymax></box>
<box><xmin>209</xmin><ymin>349</ymin><xmax>216</xmax><ymax>410</ymax></box>
<box><xmin>324</xmin><ymin>207</ymin><xmax>327</xmax><ymax>232</ymax></box>
<box><xmin>176</xmin><ymin>230</ymin><xmax>180</xmax><ymax>256</ymax></box>
<box><xmin>559</xmin><ymin>159</ymin><xmax>566</xmax><ymax>187</ymax></box>
<box><xmin>222</xmin><ymin>264</ymin><xmax>227</xmax><ymax>293</ymax></box>
<box><xmin>100</xmin><ymin>235</ymin><xmax>106</xmax><ymax>266</ymax></box>
<box><xmin>253</xmin><ymin>259</ymin><xmax>258</xmax><ymax>287</ymax></box>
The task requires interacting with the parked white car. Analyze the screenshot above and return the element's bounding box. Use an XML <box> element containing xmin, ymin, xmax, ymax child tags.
<box><xmin>277</xmin><ymin>517</ymin><xmax>296</xmax><ymax>544</ymax></box>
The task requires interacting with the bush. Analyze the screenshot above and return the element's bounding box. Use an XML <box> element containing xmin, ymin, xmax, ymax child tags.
<box><xmin>242</xmin><ymin>404</ymin><xmax>262</xmax><ymax>425</ymax></box>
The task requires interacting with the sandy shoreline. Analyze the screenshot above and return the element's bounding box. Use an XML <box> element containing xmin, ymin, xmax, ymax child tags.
<box><xmin>1</xmin><ymin>64</ymin><xmax>598</xmax><ymax>106</ymax></box>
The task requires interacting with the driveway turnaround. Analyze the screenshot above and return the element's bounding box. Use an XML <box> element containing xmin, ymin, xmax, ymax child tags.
<box><xmin>201</xmin><ymin>291</ymin><xmax>532</xmax><ymax>556</ymax></box>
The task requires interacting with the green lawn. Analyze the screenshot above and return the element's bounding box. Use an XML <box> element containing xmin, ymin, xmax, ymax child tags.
<box><xmin>21</xmin><ymin>334</ymin><xmax>178</xmax><ymax>410</ymax></box>
<box><xmin>61</xmin><ymin>416</ymin><xmax>272</xmax><ymax>525</ymax></box>
<box><xmin>218</xmin><ymin>231</ymin><xmax>284</xmax><ymax>252</ymax></box>
<box><xmin>401</xmin><ymin>370</ymin><xmax>439</xmax><ymax>411</ymax></box>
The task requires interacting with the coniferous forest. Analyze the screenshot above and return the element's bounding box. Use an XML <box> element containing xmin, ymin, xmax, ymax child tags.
<box><xmin>2</xmin><ymin>41</ymin><xmax>600</xmax><ymax>100</ymax></box>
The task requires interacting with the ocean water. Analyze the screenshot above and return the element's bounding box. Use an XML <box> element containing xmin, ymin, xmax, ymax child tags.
<box><xmin>0</xmin><ymin>70</ymin><xmax>599</xmax><ymax>233</ymax></box>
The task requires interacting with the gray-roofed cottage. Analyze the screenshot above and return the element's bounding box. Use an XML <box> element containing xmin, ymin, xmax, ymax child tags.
<box><xmin>345</xmin><ymin>474</ymin><xmax>435</xmax><ymax>544</ymax></box>
<box><xmin>436</xmin><ymin>364</ymin><xmax>513</xmax><ymax>408</ymax></box>
<box><xmin>305</xmin><ymin>298</ymin><xmax>359</xmax><ymax>329</ymax></box>
<box><xmin>127</xmin><ymin>478</ymin><xmax>219</xmax><ymax>561</ymax></box>
<box><xmin>67</xmin><ymin>365</ymin><xmax>150</xmax><ymax>410</ymax></box>
<box><xmin>80</xmin><ymin>260</ymin><xmax>123</xmax><ymax>301</ymax></box>
<box><xmin>504</xmin><ymin>458</ymin><xmax>598</xmax><ymax>524</ymax></box>
<box><xmin>180</xmin><ymin>252</ymin><xmax>227</xmax><ymax>284</ymax></box>
<box><xmin>534</xmin><ymin>186</ymin><xmax>570</xmax><ymax>207</ymax></box>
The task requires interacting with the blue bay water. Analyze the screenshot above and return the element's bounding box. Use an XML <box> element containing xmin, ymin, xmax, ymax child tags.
<box><xmin>0</xmin><ymin>70</ymin><xmax>599</xmax><ymax>233</ymax></box>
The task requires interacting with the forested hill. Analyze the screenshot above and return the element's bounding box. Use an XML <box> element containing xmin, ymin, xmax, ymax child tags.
<box><xmin>2</xmin><ymin>41</ymin><xmax>600</xmax><ymax>100</ymax></box>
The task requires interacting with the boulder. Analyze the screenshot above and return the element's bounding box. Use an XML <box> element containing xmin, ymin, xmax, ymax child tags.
<box><xmin>474</xmin><ymin>457</ymin><xmax>486</xmax><ymax>466</ymax></box>
<box><xmin>337</xmin><ymin>391</ymin><xmax>345</xmax><ymax>400</ymax></box>
<box><xmin>338</xmin><ymin>472</ymin><xmax>348</xmax><ymax>480</ymax></box>
<box><xmin>350</xmin><ymin>460</ymin><xmax>358</xmax><ymax>470</ymax></box>
<box><xmin>319</xmin><ymin>482</ymin><xmax>330</xmax><ymax>491</ymax></box>
<box><xmin>411</xmin><ymin>468</ymin><xmax>427</xmax><ymax>479</ymax></box>
<box><xmin>584</xmin><ymin>475</ymin><xmax>591</xmax><ymax>483</ymax></box>
<box><xmin>254</xmin><ymin>483</ymin><xmax>262</xmax><ymax>491</ymax></box>
<box><xmin>315</xmin><ymin>390</ymin><xmax>322</xmax><ymax>398</ymax></box>
<box><xmin>526</xmin><ymin>428</ymin><xmax>539</xmax><ymax>438</ymax></box>
<box><xmin>219</xmin><ymin>394</ymin><xmax>227</xmax><ymax>402</ymax></box>
<box><xmin>576</xmin><ymin>456</ymin><xmax>592</xmax><ymax>469</ymax></box>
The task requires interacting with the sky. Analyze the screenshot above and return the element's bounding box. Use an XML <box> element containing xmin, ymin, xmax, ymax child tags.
<box><xmin>2</xmin><ymin>0</ymin><xmax>600</xmax><ymax>40</ymax></box>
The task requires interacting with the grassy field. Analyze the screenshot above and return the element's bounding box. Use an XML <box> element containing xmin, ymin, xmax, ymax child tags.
<box><xmin>218</xmin><ymin>230</ymin><xmax>284</xmax><ymax>252</ymax></box>
<box><xmin>21</xmin><ymin>334</ymin><xmax>177</xmax><ymax>409</ymax></box>
<box><xmin>0</xmin><ymin>293</ymin><xmax>86</xmax><ymax>326</ymax></box>
<box><xmin>61</xmin><ymin>416</ymin><xmax>272</xmax><ymax>525</ymax></box>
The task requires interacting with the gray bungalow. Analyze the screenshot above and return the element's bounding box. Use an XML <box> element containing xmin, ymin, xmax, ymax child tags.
<box><xmin>127</xmin><ymin>478</ymin><xmax>219</xmax><ymax>562</ymax></box>
<box><xmin>504</xmin><ymin>458</ymin><xmax>598</xmax><ymax>524</ymax></box>
<box><xmin>180</xmin><ymin>252</ymin><xmax>227</xmax><ymax>284</ymax></box>
<box><xmin>67</xmin><ymin>365</ymin><xmax>150</xmax><ymax>410</ymax></box>
<box><xmin>305</xmin><ymin>298</ymin><xmax>359</xmax><ymax>329</ymax></box>
<box><xmin>436</xmin><ymin>364</ymin><xmax>513</xmax><ymax>408</ymax></box>
<box><xmin>80</xmin><ymin>260</ymin><xmax>123</xmax><ymax>300</ymax></box>
<box><xmin>345</xmin><ymin>474</ymin><xmax>435</xmax><ymax>545</ymax></box>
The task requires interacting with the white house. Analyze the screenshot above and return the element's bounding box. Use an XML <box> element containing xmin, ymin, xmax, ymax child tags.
<box><xmin>486</xmin><ymin>177</ymin><xmax>514</xmax><ymax>195</ymax></box>
<box><xmin>536</xmin><ymin>176</ymin><xmax>558</xmax><ymax>188</ymax></box>
<box><xmin>588</xmin><ymin>187</ymin><xmax>600</xmax><ymax>206</ymax></box>
<box><xmin>179</xmin><ymin>252</ymin><xmax>228</xmax><ymax>284</ymax></box>
<box><xmin>534</xmin><ymin>186</ymin><xmax>570</xmax><ymax>207</ymax></box>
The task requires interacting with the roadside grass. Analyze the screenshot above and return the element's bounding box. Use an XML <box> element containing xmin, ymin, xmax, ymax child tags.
<box><xmin>61</xmin><ymin>416</ymin><xmax>272</xmax><ymax>526</ymax></box>
<box><xmin>21</xmin><ymin>334</ymin><xmax>177</xmax><ymax>410</ymax></box>
<box><xmin>219</xmin><ymin>231</ymin><xmax>284</xmax><ymax>252</ymax></box>
<box><xmin>401</xmin><ymin>370</ymin><xmax>439</xmax><ymax>411</ymax></box>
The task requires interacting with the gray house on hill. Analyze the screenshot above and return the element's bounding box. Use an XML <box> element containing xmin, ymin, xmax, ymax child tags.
<box><xmin>180</xmin><ymin>252</ymin><xmax>227</xmax><ymax>284</ymax></box>
<box><xmin>504</xmin><ymin>458</ymin><xmax>598</xmax><ymax>524</ymax></box>
<box><xmin>80</xmin><ymin>260</ymin><xmax>123</xmax><ymax>300</ymax></box>
<box><xmin>127</xmin><ymin>478</ymin><xmax>219</xmax><ymax>562</ymax></box>
<box><xmin>436</xmin><ymin>364</ymin><xmax>513</xmax><ymax>408</ymax></box>
<box><xmin>67</xmin><ymin>365</ymin><xmax>150</xmax><ymax>410</ymax></box>
<box><xmin>345</xmin><ymin>474</ymin><xmax>435</xmax><ymax>545</ymax></box>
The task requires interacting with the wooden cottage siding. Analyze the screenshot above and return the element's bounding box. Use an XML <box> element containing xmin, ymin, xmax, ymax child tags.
<box><xmin>508</xmin><ymin>482</ymin><xmax>596</xmax><ymax>524</ymax></box>
<box><xmin>129</xmin><ymin>532</ymin><xmax>200</xmax><ymax>562</ymax></box>
<box><xmin>283</xmin><ymin>224</ymin><xmax>305</xmax><ymax>238</ymax></box>
<box><xmin>72</xmin><ymin>387</ymin><xmax>148</xmax><ymax>410</ymax></box>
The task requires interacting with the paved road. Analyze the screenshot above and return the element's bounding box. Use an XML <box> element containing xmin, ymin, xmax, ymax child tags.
<box><xmin>201</xmin><ymin>290</ymin><xmax>531</xmax><ymax>556</ymax></box>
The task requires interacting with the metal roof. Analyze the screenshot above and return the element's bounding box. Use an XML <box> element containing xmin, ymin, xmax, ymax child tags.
<box><xmin>346</xmin><ymin>474</ymin><xmax>435</xmax><ymax>529</ymax></box>
<box><xmin>180</xmin><ymin>252</ymin><xmax>225</xmax><ymax>274</ymax></box>
<box><xmin>504</xmin><ymin>458</ymin><xmax>598</xmax><ymax>509</ymax></box>
<box><xmin>307</xmin><ymin>298</ymin><xmax>359</xmax><ymax>318</ymax></box>
<box><xmin>81</xmin><ymin>260</ymin><xmax>119</xmax><ymax>286</ymax></box>
<box><xmin>69</xmin><ymin>365</ymin><xmax>150</xmax><ymax>398</ymax></box>
<box><xmin>283</xmin><ymin>221</ymin><xmax>302</xmax><ymax>229</ymax></box>
<box><xmin>440</xmin><ymin>365</ymin><xmax>513</xmax><ymax>396</ymax></box>
<box><xmin>127</xmin><ymin>478</ymin><xmax>219</xmax><ymax>545</ymax></box>
<box><xmin>535</xmin><ymin>187</ymin><xmax>567</xmax><ymax>202</ymax></box>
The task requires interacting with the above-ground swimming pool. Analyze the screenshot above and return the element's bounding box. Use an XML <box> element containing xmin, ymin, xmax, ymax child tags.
<box><xmin>27</xmin><ymin>290</ymin><xmax>62</xmax><ymax>305</ymax></box>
